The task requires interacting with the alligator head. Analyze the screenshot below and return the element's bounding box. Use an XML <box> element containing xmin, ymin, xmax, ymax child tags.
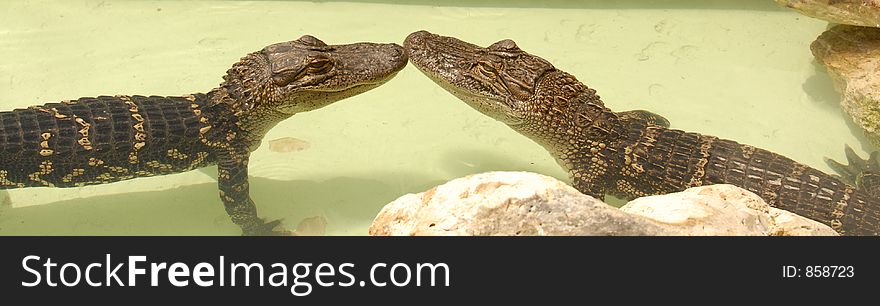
<box><xmin>405</xmin><ymin>31</ymin><xmax>556</xmax><ymax>125</ymax></box>
<box><xmin>218</xmin><ymin>35</ymin><xmax>407</xmax><ymax>135</ymax></box>
<box><xmin>404</xmin><ymin>30</ymin><xmax>615</xmax><ymax>151</ymax></box>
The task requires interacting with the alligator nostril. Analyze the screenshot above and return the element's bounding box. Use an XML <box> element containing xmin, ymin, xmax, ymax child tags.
<box><xmin>404</xmin><ymin>31</ymin><xmax>429</xmax><ymax>48</ymax></box>
<box><xmin>390</xmin><ymin>47</ymin><xmax>403</xmax><ymax>60</ymax></box>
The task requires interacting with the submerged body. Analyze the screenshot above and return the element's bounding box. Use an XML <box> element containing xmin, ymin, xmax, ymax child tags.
<box><xmin>0</xmin><ymin>35</ymin><xmax>407</xmax><ymax>235</ymax></box>
<box><xmin>404</xmin><ymin>30</ymin><xmax>878</xmax><ymax>235</ymax></box>
<box><xmin>0</xmin><ymin>95</ymin><xmax>216</xmax><ymax>187</ymax></box>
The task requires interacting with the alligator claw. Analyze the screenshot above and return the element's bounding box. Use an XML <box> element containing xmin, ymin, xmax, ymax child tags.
<box><xmin>824</xmin><ymin>157</ymin><xmax>857</xmax><ymax>184</ymax></box>
<box><xmin>824</xmin><ymin>145</ymin><xmax>880</xmax><ymax>187</ymax></box>
<box><xmin>242</xmin><ymin>218</ymin><xmax>292</xmax><ymax>236</ymax></box>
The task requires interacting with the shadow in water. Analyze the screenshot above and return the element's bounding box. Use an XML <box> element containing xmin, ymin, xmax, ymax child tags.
<box><xmin>439</xmin><ymin>149</ymin><xmax>564</xmax><ymax>179</ymax></box>
<box><xmin>0</xmin><ymin>172</ymin><xmax>440</xmax><ymax>236</ymax></box>
<box><xmin>803</xmin><ymin>61</ymin><xmax>877</xmax><ymax>154</ymax></box>
<box><xmin>803</xmin><ymin>61</ymin><xmax>842</xmax><ymax>112</ymax></box>
<box><xmin>836</xmin><ymin>114</ymin><xmax>877</xmax><ymax>156</ymax></box>
<box><xmin>438</xmin><ymin>149</ymin><xmax>629</xmax><ymax>206</ymax></box>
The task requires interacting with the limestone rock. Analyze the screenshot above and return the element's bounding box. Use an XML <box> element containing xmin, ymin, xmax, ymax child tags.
<box><xmin>621</xmin><ymin>184</ymin><xmax>838</xmax><ymax>236</ymax></box>
<box><xmin>368</xmin><ymin>171</ymin><xmax>681</xmax><ymax>236</ymax></box>
<box><xmin>369</xmin><ymin>172</ymin><xmax>838</xmax><ymax>236</ymax></box>
<box><xmin>776</xmin><ymin>0</ymin><xmax>880</xmax><ymax>27</ymax></box>
<box><xmin>811</xmin><ymin>25</ymin><xmax>880</xmax><ymax>146</ymax></box>
<box><xmin>768</xmin><ymin>207</ymin><xmax>840</xmax><ymax>236</ymax></box>
<box><xmin>620</xmin><ymin>185</ymin><xmax>771</xmax><ymax>235</ymax></box>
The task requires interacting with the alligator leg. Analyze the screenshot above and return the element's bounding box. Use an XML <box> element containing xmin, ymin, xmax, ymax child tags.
<box><xmin>825</xmin><ymin>145</ymin><xmax>880</xmax><ymax>197</ymax></box>
<box><xmin>216</xmin><ymin>149</ymin><xmax>289</xmax><ymax>236</ymax></box>
<box><xmin>617</xmin><ymin>110</ymin><xmax>670</xmax><ymax>128</ymax></box>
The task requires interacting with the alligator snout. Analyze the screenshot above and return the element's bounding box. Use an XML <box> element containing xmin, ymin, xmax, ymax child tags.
<box><xmin>403</xmin><ymin>30</ymin><xmax>432</xmax><ymax>51</ymax></box>
<box><xmin>403</xmin><ymin>30</ymin><xmax>441</xmax><ymax>61</ymax></box>
<box><xmin>385</xmin><ymin>43</ymin><xmax>408</xmax><ymax>73</ymax></box>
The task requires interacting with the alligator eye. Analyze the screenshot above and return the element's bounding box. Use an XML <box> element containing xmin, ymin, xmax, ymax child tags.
<box><xmin>272</xmin><ymin>70</ymin><xmax>301</xmax><ymax>86</ymax></box>
<box><xmin>296</xmin><ymin>35</ymin><xmax>328</xmax><ymax>47</ymax></box>
<box><xmin>475</xmin><ymin>61</ymin><xmax>497</xmax><ymax>73</ymax></box>
<box><xmin>489</xmin><ymin>39</ymin><xmax>519</xmax><ymax>51</ymax></box>
<box><xmin>306</xmin><ymin>59</ymin><xmax>332</xmax><ymax>74</ymax></box>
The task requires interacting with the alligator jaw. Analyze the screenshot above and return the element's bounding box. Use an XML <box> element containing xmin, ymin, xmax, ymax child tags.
<box><xmin>404</xmin><ymin>30</ymin><xmax>558</xmax><ymax>125</ymax></box>
<box><xmin>221</xmin><ymin>37</ymin><xmax>407</xmax><ymax>117</ymax></box>
<box><xmin>217</xmin><ymin>37</ymin><xmax>408</xmax><ymax>140</ymax></box>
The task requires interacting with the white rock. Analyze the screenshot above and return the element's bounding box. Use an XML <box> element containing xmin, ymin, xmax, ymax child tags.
<box><xmin>768</xmin><ymin>208</ymin><xmax>840</xmax><ymax>236</ymax></box>
<box><xmin>621</xmin><ymin>185</ymin><xmax>771</xmax><ymax>236</ymax></box>
<box><xmin>369</xmin><ymin>171</ymin><xmax>680</xmax><ymax>236</ymax></box>
<box><xmin>621</xmin><ymin>184</ymin><xmax>838</xmax><ymax>236</ymax></box>
<box><xmin>369</xmin><ymin>172</ymin><xmax>838</xmax><ymax>236</ymax></box>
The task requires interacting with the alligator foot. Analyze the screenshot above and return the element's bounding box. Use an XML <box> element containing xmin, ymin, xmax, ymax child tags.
<box><xmin>825</xmin><ymin>145</ymin><xmax>880</xmax><ymax>196</ymax></box>
<box><xmin>242</xmin><ymin>218</ymin><xmax>292</xmax><ymax>236</ymax></box>
<box><xmin>824</xmin><ymin>145</ymin><xmax>878</xmax><ymax>184</ymax></box>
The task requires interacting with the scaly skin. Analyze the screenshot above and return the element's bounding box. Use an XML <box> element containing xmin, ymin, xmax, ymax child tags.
<box><xmin>0</xmin><ymin>35</ymin><xmax>407</xmax><ymax>235</ymax></box>
<box><xmin>404</xmin><ymin>30</ymin><xmax>879</xmax><ymax>235</ymax></box>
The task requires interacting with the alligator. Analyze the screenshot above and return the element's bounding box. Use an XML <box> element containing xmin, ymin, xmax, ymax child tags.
<box><xmin>404</xmin><ymin>30</ymin><xmax>879</xmax><ymax>235</ymax></box>
<box><xmin>0</xmin><ymin>35</ymin><xmax>407</xmax><ymax>235</ymax></box>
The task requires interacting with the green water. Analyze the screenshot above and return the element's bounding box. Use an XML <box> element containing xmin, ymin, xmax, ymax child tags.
<box><xmin>0</xmin><ymin>0</ymin><xmax>860</xmax><ymax>235</ymax></box>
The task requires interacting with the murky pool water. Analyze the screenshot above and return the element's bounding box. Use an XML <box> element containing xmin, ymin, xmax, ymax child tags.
<box><xmin>0</xmin><ymin>1</ymin><xmax>857</xmax><ymax>235</ymax></box>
